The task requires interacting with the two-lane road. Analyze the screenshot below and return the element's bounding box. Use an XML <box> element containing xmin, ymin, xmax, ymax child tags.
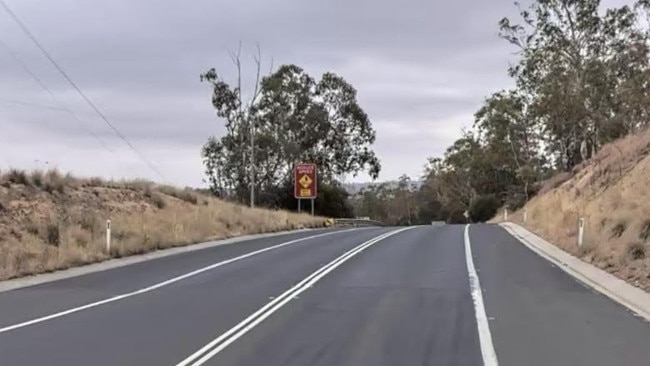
<box><xmin>1</xmin><ymin>225</ymin><xmax>649</xmax><ymax>365</ymax></box>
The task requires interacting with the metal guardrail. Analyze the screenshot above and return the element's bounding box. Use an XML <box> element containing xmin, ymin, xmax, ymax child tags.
<box><xmin>324</xmin><ymin>219</ymin><xmax>448</xmax><ymax>227</ymax></box>
<box><xmin>325</xmin><ymin>218</ymin><xmax>386</xmax><ymax>227</ymax></box>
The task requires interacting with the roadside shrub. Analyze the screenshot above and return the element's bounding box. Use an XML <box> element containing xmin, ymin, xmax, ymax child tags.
<box><xmin>45</xmin><ymin>224</ymin><xmax>60</xmax><ymax>246</ymax></box>
<box><xmin>639</xmin><ymin>220</ymin><xmax>650</xmax><ymax>241</ymax></box>
<box><xmin>611</xmin><ymin>222</ymin><xmax>627</xmax><ymax>238</ymax></box>
<box><xmin>469</xmin><ymin>195</ymin><xmax>501</xmax><ymax>223</ymax></box>
<box><xmin>626</xmin><ymin>241</ymin><xmax>646</xmax><ymax>260</ymax></box>
<box><xmin>30</xmin><ymin>171</ymin><xmax>44</xmax><ymax>187</ymax></box>
<box><xmin>159</xmin><ymin>186</ymin><xmax>198</xmax><ymax>205</ymax></box>
<box><xmin>79</xmin><ymin>212</ymin><xmax>102</xmax><ymax>235</ymax></box>
<box><xmin>26</xmin><ymin>221</ymin><xmax>40</xmax><ymax>235</ymax></box>
<box><xmin>7</xmin><ymin>169</ymin><xmax>29</xmax><ymax>186</ymax></box>
<box><xmin>43</xmin><ymin>170</ymin><xmax>66</xmax><ymax>194</ymax></box>
<box><xmin>152</xmin><ymin>194</ymin><xmax>166</xmax><ymax>209</ymax></box>
<box><xmin>446</xmin><ymin>210</ymin><xmax>467</xmax><ymax>224</ymax></box>
<box><xmin>87</xmin><ymin>177</ymin><xmax>105</xmax><ymax>187</ymax></box>
<box><xmin>143</xmin><ymin>185</ymin><xmax>153</xmax><ymax>199</ymax></box>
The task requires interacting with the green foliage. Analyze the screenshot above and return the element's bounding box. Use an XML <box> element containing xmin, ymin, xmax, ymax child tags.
<box><xmin>499</xmin><ymin>0</ymin><xmax>650</xmax><ymax>170</ymax></box>
<box><xmin>380</xmin><ymin>0</ymin><xmax>650</xmax><ymax>221</ymax></box>
<box><xmin>446</xmin><ymin>210</ymin><xmax>468</xmax><ymax>225</ymax></box>
<box><xmin>349</xmin><ymin>178</ymin><xmax>421</xmax><ymax>225</ymax></box>
<box><xmin>200</xmin><ymin>58</ymin><xmax>380</xmax><ymax>207</ymax></box>
<box><xmin>198</xmin><ymin>3</ymin><xmax>650</xmax><ymax>221</ymax></box>
<box><xmin>313</xmin><ymin>183</ymin><xmax>355</xmax><ymax>218</ymax></box>
<box><xmin>469</xmin><ymin>195</ymin><xmax>501</xmax><ymax>223</ymax></box>
<box><xmin>253</xmin><ymin>177</ymin><xmax>353</xmax><ymax>217</ymax></box>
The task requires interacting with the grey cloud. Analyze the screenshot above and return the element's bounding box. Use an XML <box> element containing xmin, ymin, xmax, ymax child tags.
<box><xmin>363</xmin><ymin>92</ymin><xmax>478</xmax><ymax>123</ymax></box>
<box><xmin>1</xmin><ymin>0</ymin><xmax>527</xmax><ymax>185</ymax></box>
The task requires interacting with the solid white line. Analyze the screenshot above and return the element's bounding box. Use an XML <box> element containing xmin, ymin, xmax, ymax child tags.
<box><xmin>176</xmin><ymin>226</ymin><xmax>415</xmax><ymax>366</ymax></box>
<box><xmin>464</xmin><ymin>224</ymin><xmax>499</xmax><ymax>366</ymax></box>
<box><xmin>0</xmin><ymin>228</ymin><xmax>361</xmax><ymax>335</ymax></box>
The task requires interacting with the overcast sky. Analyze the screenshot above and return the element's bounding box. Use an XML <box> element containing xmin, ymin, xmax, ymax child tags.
<box><xmin>0</xmin><ymin>0</ymin><xmax>630</xmax><ymax>187</ymax></box>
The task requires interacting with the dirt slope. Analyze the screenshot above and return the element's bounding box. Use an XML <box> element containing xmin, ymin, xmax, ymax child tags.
<box><xmin>0</xmin><ymin>170</ymin><xmax>323</xmax><ymax>280</ymax></box>
<box><xmin>496</xmin><ymin>128</ymin><xmax>650</xmax><ymax>291</ymax></box>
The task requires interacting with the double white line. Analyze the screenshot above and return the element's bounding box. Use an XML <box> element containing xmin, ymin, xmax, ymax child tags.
<box><xmin>0</xmin><ymin>229</ymin><xmax>359</xmax><ymax>334</ymax></box>
<box><xmin>175</xmin><ymin>226</ymin><xmax>414</xmax><ymax>366</ymax></box>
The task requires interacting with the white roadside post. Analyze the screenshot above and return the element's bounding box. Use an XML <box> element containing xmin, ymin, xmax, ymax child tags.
<box><xmin>523</xmin><ymin>209</ymin><xmax>528</xmax><ymax>224</ymax></box>
<box><xmin>578</xmin><ymin>218</ymin><xmax>585</xmax><ymax>249</ymax></box>
<box><xmin>106</xmin><ymin>220</ymin><xmax>112</xmax><ymax>253</ymax></box>
<box><xmin>504</xmin><ymin>208</ymin><xmax>508</xmax><ymax>222</ymax></box>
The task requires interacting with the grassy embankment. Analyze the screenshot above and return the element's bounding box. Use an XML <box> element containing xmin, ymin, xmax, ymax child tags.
<box><xmin>494</xmin><ymin>128</ymin><xmax>650</xmax><ymax>291</ymax></box>
<box><xmin>0</xmin><ymin>170</ymin><xmax>323</xmax><ymax>280</ymax></box>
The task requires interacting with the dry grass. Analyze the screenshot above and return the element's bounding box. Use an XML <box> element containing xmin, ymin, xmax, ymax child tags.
<box><xmin>0</xmin><ymin>169</ymin><xmax>324</xmax><ymax>280</ymax></box>
<box><xmin>495</xmin><ymin>127</ymin><xmax>650</xmax><ymax>291</ymax></box>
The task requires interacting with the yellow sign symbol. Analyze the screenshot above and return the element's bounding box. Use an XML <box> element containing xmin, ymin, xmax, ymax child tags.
<box><xmin>299</xmin><ymin>174</ymin><xmax>313</xmax><ymax>188</ymax></box>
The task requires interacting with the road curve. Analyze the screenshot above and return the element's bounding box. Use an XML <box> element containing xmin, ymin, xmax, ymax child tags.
<box><xmin>0</xmin><ymin>224</ymin><xmax>649</xmax><ymax>365</ymax></box>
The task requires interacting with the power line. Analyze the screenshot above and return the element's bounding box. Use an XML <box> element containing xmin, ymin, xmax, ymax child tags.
<box><xmin>0</xmin><ymin>38</ymin><xmax>114</xmax><ymax>153</ymax></box>
<box><xmin>0</xmin><ymin>98</ymin><xmax>65</xmax><ymax>112</ymax></box>
<box><xmin>0</xmin><ymin>0</ymin><xmax>167</xmax><ymax>181</ymax></box>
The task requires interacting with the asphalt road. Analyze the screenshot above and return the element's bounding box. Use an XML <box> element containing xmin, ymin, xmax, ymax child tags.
<box><xmin>1</xmin><ymin>224</ymin><xmax>649</xmax><ymax>366</ymax></box>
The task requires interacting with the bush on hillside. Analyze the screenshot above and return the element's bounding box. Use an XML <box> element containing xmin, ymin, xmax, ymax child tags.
<box><xmin>469</xmin><ymin>195</ymin><xmax>501</xmax><ymax>223</ymax></box>
<box><xmin>256</xmin><ymin>179</ymin><xmax>354</xmax><ymax>218</ymax></box>
<box><xmin>446</xmin><ymin>209</ymin><xmax>468</xmax><ymax>224</ymax></box>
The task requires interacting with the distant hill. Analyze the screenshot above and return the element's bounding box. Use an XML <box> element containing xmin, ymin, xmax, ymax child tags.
<box><xmin>341</xmin><ymin>182</ymin><xmax>375</xmax><ymax>195</ymax></box>
<box><xmin>342</xmin><ymin>180</ymin><xmax>422</xmax><ymax>195</ymax></box>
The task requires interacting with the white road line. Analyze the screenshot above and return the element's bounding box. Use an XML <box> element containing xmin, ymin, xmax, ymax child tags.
<box><xmin>176</xmin><ymin>226</ymin><xmax>415</xmax><ymax>366</ymax></box>
<box><xmin>0</xmin><ymin>228</ymin><xmax>361</xmax><ymax>335</ymax></box>
<box><xmin>464</xmin><ymin>224</ymin><xmax>499</xmax><ymax>366</ymax></box>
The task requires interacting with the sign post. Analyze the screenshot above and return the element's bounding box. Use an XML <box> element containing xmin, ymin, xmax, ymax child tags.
<box><xmin>294</xmin><ymin>163</ymin><xmax>317</xmax><ymax>215</ymax></box>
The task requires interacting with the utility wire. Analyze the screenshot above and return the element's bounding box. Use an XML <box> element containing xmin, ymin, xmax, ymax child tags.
<box><xmin>0</xmin><ymin>0</ymin><xmax>167</xmax><ymax>181</ymax></box>
<box><xmin>0</xmin><ymin>98</ymin><xmax>65</xmax><ymax>112</ymax></box>
<box><xmin>0</xmin><ymin>38</ymin><xmax>114</xmax><ymax>153</ymax></box>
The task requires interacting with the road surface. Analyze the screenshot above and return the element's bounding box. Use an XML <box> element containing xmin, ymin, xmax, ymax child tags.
<box><xmin>1</xmin><ymin>225</ymin><xmax>649</xmax><ymax>365</ymax></box>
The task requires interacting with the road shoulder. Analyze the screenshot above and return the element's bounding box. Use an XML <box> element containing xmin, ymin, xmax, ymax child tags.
<box><xmin>0</xmin><ymin>228</ymin><xmax>325</xmax><ymax>294</ymax></box>
<box><xmin>501</xmin><ymin>222</ymin><xmax>650</xmax><ymax>322</ymax></box>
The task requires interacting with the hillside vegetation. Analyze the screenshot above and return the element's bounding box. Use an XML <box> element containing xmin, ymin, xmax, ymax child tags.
<box><xmin>496</xmin><ymin>129</ymin><xmax>650</xmax><ymax>291</ymax></box>
<box><xmin>349</xmin><ymin>0</ymin><xmax>650</xmax><ymax>293</ymax></box>
<box><xmin>0</xmin><ymin>169</ymin><xmax>323</xmax><ymax>281</ymax></box>
<box><xmin>353</xmin><ymin>1</ymin><xmax>650</xmax><ymax>227</ymax></box>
